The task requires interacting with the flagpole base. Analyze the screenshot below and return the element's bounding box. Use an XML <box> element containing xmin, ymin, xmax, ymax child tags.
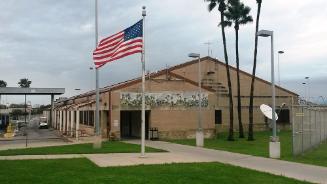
<box><xmin>93</xmin><ymin>135</ymin><xmax>102</xmax><ymax>149</ymax></box>
<box><xmin>139</xmin><ymin>154</ymin><xmax>147</xmax><ymax>158</ymax></box>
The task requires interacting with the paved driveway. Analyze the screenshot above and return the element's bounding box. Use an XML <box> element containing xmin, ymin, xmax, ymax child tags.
<box><xmin>0</xmin><ymin>117</ymin><xmax>67</xmax><ymax>150</ymax></box>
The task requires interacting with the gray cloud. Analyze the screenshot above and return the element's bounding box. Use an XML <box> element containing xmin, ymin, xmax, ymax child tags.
<box><xmin>0</xmin><ymin>0</ymin><xmax>326</xmax><ymax>105</ymax></box>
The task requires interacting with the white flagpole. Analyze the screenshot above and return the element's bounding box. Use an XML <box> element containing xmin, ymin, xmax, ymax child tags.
<box><xmin>94</xmin><ymin>0</ymin><xmax>101</xmax><ymax>148</ymax></box>
<box><xmin>141</xmin><ymin>6</ymin><xmax>146</xmax><ymax>157</ymax></box>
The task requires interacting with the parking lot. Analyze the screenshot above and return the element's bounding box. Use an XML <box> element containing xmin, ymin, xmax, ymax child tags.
<box><xmin>0</xmin><ymin>117</ymin><xmax>67</xmax><ymax>150</ymax></box>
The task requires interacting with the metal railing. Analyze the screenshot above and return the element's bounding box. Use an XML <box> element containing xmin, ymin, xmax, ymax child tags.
<box><xmin>292</xmin><ymin>105</ymin><xmax>327</xmax><ymax>155</ymax></box>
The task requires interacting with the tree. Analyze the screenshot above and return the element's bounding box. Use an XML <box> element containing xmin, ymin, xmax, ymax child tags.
<box><xmin>0</xmin><ymin>80</ymin><xmax>7</xmax><ymax>107</ymax></box>
<box><xmin>224</xmin><ymin>0</ymin><xmax>253</xmax><ymax>138</ymax></box>
<box><xmin>206</xmin><ymin>0</ymin><xmax>235</xmax><ymax>141</ymax></box>
<box><xmin>0</xmin><ymin>80</ymin><xmax>7</xmax><ymax>88</ymax></box>
<box><xmin>10</xmin><ymin>109</ymin><xmax>28</xmax><ymax>120</ymax></box>
<box><xmin>18</xmin><ymin>78</ymin><xmax>31</xmax><ymax>124</ymax></box>
<box><xmin>248</xmin><ymin>0</ymin><xmax>263</xmax><ymax>141</ymax></box>
<box><xmin>18</xmin><ymin>78</ymin><xmax>31</xmax><ymax>88</ymax></box>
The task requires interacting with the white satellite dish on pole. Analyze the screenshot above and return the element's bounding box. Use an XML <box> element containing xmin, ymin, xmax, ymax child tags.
<box><xmin>260</xmin><ymin>104</ymin><xmax>278</xmax><ymax>120</ymax></box>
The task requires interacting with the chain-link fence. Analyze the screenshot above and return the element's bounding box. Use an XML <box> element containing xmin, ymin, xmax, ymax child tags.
<box><xmin>292</xmin><ymin>105</ymin><xmax>327</xmax><ymax>156</ymax></box>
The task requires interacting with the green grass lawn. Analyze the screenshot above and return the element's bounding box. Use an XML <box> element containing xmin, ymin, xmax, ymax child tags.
<box><xmin>0</xmin><ymin>141</ymin><xmax>163</xmax><ymax>156</ymax></box>
<box><xmin>169</xmin><ymin>131</ymin><xmax>327</xmax><ymax>167</ymax></box>
<box><xmin>0</xmin><ymin>158</ymin><xmax>311</xmax><ymax>184</ymax></box>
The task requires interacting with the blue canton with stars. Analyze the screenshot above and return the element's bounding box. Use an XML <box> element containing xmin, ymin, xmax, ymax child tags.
<box><xmin>124</xmin><ymin>20</ymin><xmax>143</xmax><ymax>41</ymax></box>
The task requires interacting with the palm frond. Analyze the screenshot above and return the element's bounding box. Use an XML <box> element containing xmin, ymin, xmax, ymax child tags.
<box><xmin>218</xmin><ymin>1</ymin><xmax>226</xmax><ymax>12</ymax></box>
<box><xmin>240</xmin><ymin>15</ymin><xmax>253</xmax><ymax>25</ymax></box>
<box><xmin>208</xmin><ymin>1</ymin><xmax>217</xmax><ymax>12</ymax></box>
<box><xmin>224</xmin><ymin>0</ymin><xmax>252</xmax><ymax>27</ymax></box>
<box><xmin>218</xmin><ymin>20</ymin><xmax>232</xmax><ymax>27</ymax></box>
<box><xmin>242</xmin><ymin>6</ymin><xmax>251</xmax><ymax>15</ymax></box>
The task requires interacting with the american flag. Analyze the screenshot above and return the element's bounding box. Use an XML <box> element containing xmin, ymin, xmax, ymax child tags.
<box><xmin>93</xmin><ymin>20</ymin><xmax>143</xmax><ymax>68</ymax></box>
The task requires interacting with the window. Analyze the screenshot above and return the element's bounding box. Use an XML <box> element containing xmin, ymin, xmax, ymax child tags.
<box><xmin>84</xmin><ymin>111</ymin><xmax>88</xmax><ymax>125</ymax></box>
<box><xmin>215</xmin><ymin>110</ymin><xmax>222</xmax><ymax>124</ymax></box>
<box><xmin>89</xmin><ymin>111</ymin><xmax>94</xmax><ymax>126</ymax></box>
<box><xmin>79</xmin><ymin>111</ymin><xmax>83</xmax><ymax>124</ymax></box>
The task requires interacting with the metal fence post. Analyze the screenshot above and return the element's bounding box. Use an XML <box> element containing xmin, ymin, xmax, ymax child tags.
<box><xmin>313</xmin><ymin>110</ymin><xmax>317</xmax><ymax>147</ymax></box>
<box><xmin>301</xmin><ymin>106</ymin><xmax>304</xmax><ymax>155</ymax></box>
<box><xmin>309</xmin><ymin>109</ymin><xmax>312</xmax><ymax>148</ymax></box>
<box><xmin>319</xmin><ymin>110</ymin><xmax>322</xmax><ymax>143</ymax></box>
<box><xmin>324</xmin><ymin>110</ymin><xmax>326</xmax><ymax>140</ymax></box>
<box><xmin>291</xmin><ymin>102</ymin><xmax>295</xmax><ymax>156</ymax></box>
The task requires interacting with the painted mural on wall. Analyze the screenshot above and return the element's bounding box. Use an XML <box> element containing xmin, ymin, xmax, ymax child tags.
<box><xmin>120</xmin><ymin>92</ymin><xmax>208</xmax><ymax>108</ymax></box>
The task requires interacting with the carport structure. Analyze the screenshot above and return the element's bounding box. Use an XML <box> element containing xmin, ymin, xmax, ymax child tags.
<box><xmin>0</xmin><ymin>87</ymin><xmax>65</xmax><ymax>127</ymax></box>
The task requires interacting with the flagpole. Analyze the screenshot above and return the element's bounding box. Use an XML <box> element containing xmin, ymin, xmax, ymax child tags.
<box><xmin>94</xmin><ymin>0</ymin><xmax>101</xmax><ymax>148</ymax></box>
<box><xmin>141</xmin><ymin>6</ymin><xmax>146</xmax><ymax>157</ymax></box>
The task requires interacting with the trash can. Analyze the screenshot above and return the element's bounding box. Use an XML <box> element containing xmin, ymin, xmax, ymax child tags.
<box><xmin>149</xmin><ymin>127</ymin><xmax>159</xmax><ymax>140</ymax></box>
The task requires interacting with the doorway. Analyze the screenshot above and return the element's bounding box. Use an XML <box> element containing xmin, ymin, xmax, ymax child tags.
<box><xmin>120</xmin><ymin>110</ymin><xmax>150</xmax><ymax>139</ymax></box>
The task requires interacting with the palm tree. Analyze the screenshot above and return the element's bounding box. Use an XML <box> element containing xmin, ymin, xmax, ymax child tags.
<box><xmin>206</xmin><ymin>0</ymin><xmax>234</xmax><ymax>141</ymax></box>
<box><xmin>18</xmin><ymin>78</ymin><xmax>31</xmax><ymax>123</ymax></box>
<box><xmin>18</xmin><ymin>78</ymin><xmax>31</xmax><ymax>88</ymax></box>
<box><xmin>0</xmin><ymin>80</ymin><xmax>7</xmax><ymax>107</ymax></box>
<box><xmin>224</xmin><ymin>0</ymin><xmax>253</xmax><ymax>138</ymax></box>
<box><xmin>0</xmin><ymin>80</ymin><xmax>6</xmax><ymax>88</ymax></box>
<box><xmin>248</xmin><ymin>0</ymin><xmax>262</xmax><ymax>141</ymax></box>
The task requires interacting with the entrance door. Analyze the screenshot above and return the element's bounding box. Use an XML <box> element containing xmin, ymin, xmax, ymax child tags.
<box><xmin>120</xmin><ymin>110</ymin><xmax>149</xmax><ymax>139</ymax></box>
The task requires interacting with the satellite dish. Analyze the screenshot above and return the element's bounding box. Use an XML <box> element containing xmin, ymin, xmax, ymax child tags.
<box><xmin>260</xmin><ymin>104</ymin><xmax>278</xmax><ymax>120</ymax></box>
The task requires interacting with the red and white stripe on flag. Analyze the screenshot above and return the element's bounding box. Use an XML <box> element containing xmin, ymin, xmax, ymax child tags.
<box><xmin>93</xmin><ymin>20</ymin><xmax>143</xmax><ymax>68</ymax></box>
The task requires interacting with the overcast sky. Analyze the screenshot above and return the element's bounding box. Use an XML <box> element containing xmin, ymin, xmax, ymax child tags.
<box><xmin>0</xmin><ymin>0</ymin><xmax>326</xmax><ymax>105</ymax></box>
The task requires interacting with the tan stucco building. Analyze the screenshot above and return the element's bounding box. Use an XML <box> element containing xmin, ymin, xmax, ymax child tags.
<box><xmin>52</xmin><ymin>57</ymin><xmax>298</xmax><ymax>139</ymax></box>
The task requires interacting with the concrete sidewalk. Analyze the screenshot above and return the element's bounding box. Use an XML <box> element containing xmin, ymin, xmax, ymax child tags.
<box><xmin>114</xmin><ymin>140</ymin><xmax>326</xmax><ymax>184</ymax></box>
<box><xmin>70</xmin><ymin>140</ymin><xmax>327</xmax><ymax>183</ymax></box>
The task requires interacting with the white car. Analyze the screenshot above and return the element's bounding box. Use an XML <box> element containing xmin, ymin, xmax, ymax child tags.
<box><xmin>39</xmin><ymin>122</ymin><xmax>48</xmax><ymax>129</ymax></box>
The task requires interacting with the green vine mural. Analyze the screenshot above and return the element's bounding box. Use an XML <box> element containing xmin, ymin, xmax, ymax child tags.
<box><xmin>120</xmin><ymin>92</ymin><xmax>209</xmax><ymax>108</ymax></box>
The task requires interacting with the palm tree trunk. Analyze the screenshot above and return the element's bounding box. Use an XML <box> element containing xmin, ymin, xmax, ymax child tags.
<box><xmin>248</xmin><ymin>1</ymin><xmax>262</xmax><ymax>141</ymax></box>
<box><xmin>235</xmin><ymin>26</ymin><xmax>244</xmax><ymax>138</ymax></box>
<box><xmin>220</xmin><ymin>9</ymin><xmax>234</xmax><ymax>141</ymax></box>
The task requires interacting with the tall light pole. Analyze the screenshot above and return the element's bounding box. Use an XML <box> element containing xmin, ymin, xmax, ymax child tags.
<box><xmin>305</xmin><ymin>77</ymin><xmax>310</xmax><ymax>104</ymax></box>
<box><xmin>74</xmin><ymin>88</ymin><xmax>81</xmax><ymax>96</ymax></box>
<box><xmin>257</xmin><ymin>29</ymin><xmax>280</xmax><ymax>158</ymax></box>
<box><xmin>27</xmin><ymin>101</ymin><xmax>31</xmax><ymax>122</ymax></box>
<box><xmin>188</xmin><ymin>53</ymin><xmax>203</xmax><ymax>147</ymax></box>
<box><xmin>302</xmin><ymin>82</ymin><xmax>307</xmax><ymax>104</ymax></box>
<box><xmin>89</xmin><ymin>67</ymin><xmax>94</xmax><ymax>91</ymax></box>
<box><xmin>277</xmin><ymin>51</ymin><xmax>284</xmax><ymax>86</ymax></box>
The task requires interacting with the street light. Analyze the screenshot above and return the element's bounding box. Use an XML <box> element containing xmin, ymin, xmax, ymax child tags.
<box><xmin>277</xmin><ymin>50</ymin><xmax>284</xmax><ymax>86</ymax></box>
<box><xmin>89</xmin><ymin>67</ymin><xmax>94</xmax><ymax>91</ymax></box>
<box><xmin>305</xmin><ymin>77</ymin><xmax>310</xmax><ymax>103</ymax></box>
<box><xmin>257</xmin><ymin>29</ymin><xmax>280</xmax><ymax>158</ymax></box>
<box><xmin>302</xmin><ymin>82</ymin><xmax>307</xmax><ymax>104</ymax></box>
<box><xmin>27</xmin><ymin>101</ymin><xmax>32</xmax><ymax>122</ymax></box>
<box><xmin>188</xmin><ymin>53</ymin><xmax>203</xmax><ymax>147</ymax></box>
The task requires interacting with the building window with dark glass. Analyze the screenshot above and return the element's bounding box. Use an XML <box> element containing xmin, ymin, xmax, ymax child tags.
<box><xmin>215</xmin><ymin>110</ymin><xmax>222</xmax><ymax>125</ymax></box>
